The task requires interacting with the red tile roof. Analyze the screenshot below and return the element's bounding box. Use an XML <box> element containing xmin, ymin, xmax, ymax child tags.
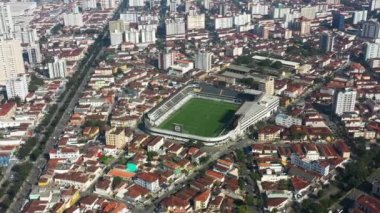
<box><xmin>0</xmin><ymin>101</ymin><xmax>16</xmax><ymax>116</ymax></box>
<box><xmin>136</xmin><ymin>172</ymin><xmax>159</xmax><ymax>183</ymax></box>
<box><xmin>161</xmin><ymin>195</ymin><xmax>189</xmax><ymax>208</ymax></box>
<box><xmin>356</xmin><ymin>194</ymin><xmax>380</xmax><ymax>213</ymax></box>
<box><xmin>126</xmin><ymin>184</ymin><xmax>149</xmax><ymax>198</ymax></box>
<box><xmin>205</xmin><ymin>170</ymin><xmax>224</xmax><ymax>181</ymax></box>
<box><xmin>266</xmin><ymin>198</ymin><xmax>288</xmax><ymax>207</ymax></box>
<box><xmin>195</xmin><ymin>189</ymin><xmax>211</xmax><ymax>202</ymax></box>
<box><xmin>291</xmin><ymin>176</ymin><xmax>311</xmax><ymax>191</ymax></box>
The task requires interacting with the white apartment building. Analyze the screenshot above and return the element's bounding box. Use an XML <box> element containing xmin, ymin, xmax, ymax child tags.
<box><xmin>129</xmin><ymin>0</ymin><xmax>145</xmax><ymax>7</ymax></box>
<box><xmin>101</xmin><ymin>0</ymin><xmax>116</xmax><ymax>9</ymax></box>
<box><xmin>0</xmin><ymin>3</ymin><xmax>14</xmax><ymax>38</ymax></box>
<box><xmin>361</xmin><ymin>20</ymin><xmax>380</xmax><ymax>39</ymax></box>
<box><xmin>195</xmin><ymin>51</ymin><xmax>212</xmax><ymax>71</ymax></box>
<box><xmin>120</xmin><ymin>11</ymin><xmax>142</xmax><ymax>22</ymax></box>
<box><xmin>213</xmin><ymin>16</ymin><xmax>233</xmax><ymax>29</ymax></box>
<box><xmin>333</xmin><ymin>88</ymin><xmax>357</xmax><ymax>116</ymax></box>
<box><xmin>327</xmin><ymin>0</ymin><xmax>340</xmax><ymax>4</ymax></box>
<box><xmin>125</xmin><ymin>28</ymin><xmax>140</xmax><ymax>43</ymax></box>
<box><xmin>165</xmin><ymin>18</ymin><xmax>186</xmax><ymax>35</ymax></box>
<box><xmin>300</xmin><ymin>6</ymin><xmax>318</xmax><ymax>20</ymax></box>
<box><xmin>364</xmin><ymin>42</ymin><xmax>380</xmax><ymax>60</ymax></box>
<box><xmin>110</xmin><ymin>30</ymin><xmax>123</xmax><ymax>46</ymax></box>
<box><xmin>233</xmin><ymin>13</ymin><xmax>251</xmax><ymax>26</ymax></box>
<box><xmin>226</xmin><ymin>46</ymin><xmax>243</xmax><ymax>56</ymax></box>
<box><xmin>6</xmin><ymin>74</ymin><xmax>28</xmax><ymax>100</ymax></box>
<box><xmin>187</xmin><ymin>12</ymin><xmax>205</xmax><ymax>30</ymax></box>
<box><xmin>80</xmin><ymin>0</ymin><xmax>97</xmax><ymax>10</ymax></box>
<box><xmin>284</xmin><ymin>11</ymin><xmax>300</xmax><ymax>28</ymax></box>
<box><xmin>272</xmin><ymin>6</ymin><xmax>290</xmax><ymax>19</ymax></box>
<box><xmin>48</xmin><ymin>57</ymin><xmax>67</xmax><ymax>79</ymax></box>
<box><xmin>0</xmin><ymin>39</ymin><xmax>25</xmax><ymax>83</ymax></box>
<box><xmin>109</xmin><ymin>20</ymin><xmax>128</xmax><ymax>32</ymax></box>
<box><xmin>352</xmin><ymin>10</ymin><xmax>368</xmax><ymax>24</ymax></box>
<box><xmin>251</xmin><ymin>3</ymin><xmax>269</xmax><ymax>15</ymax></box>
<box><xmin>140</xmin><ymin>26</ymin><xmax>156</xmax><ymax>44</ymax></box>
<box><xmin>371</xmin><ymin>0</ymin><xmax>380</xmax><ymax>11</ymax></box>
<box><xmin>158</xmin><ymin>51</ymin><xmax>175</xmax><ymax>70</ymax></box>
<box><xmin>63</xmin><ymin>13</ymin><xmax>84</xmax><ymax>27</ymax></box>
<box><xmin>138</xmin><ymin>22</ymin><xmax>158</xmax><ymax>30</ymax></box>
<box><xmin>14</xmin><ymin>27</ymin><xmax>38</xmax><ymax>44</ymax></box>
<box><xmin>27</xmin><ymin>43</ymin><xmax>42</xmax><ymax>65</ymax></box>
<box><xmin>169</xmin><ymin>0</ymin><xmax>177</xmax><ymax>12</ymax></box>
<box><xmin>275</xmin><ymin>114</ymin><xmax>302</xmax><ymax>128</ymax></box>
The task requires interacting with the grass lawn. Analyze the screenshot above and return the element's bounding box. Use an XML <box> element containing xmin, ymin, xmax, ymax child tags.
<box><xmin>159</xmin><ymin>98</ymin><xmax>240</xmax><ymax>137</ymax></box>
<box><xmin>100</xmin><ymin>156</ymin><xmax>115</xmax><ymax>165</ymax></box>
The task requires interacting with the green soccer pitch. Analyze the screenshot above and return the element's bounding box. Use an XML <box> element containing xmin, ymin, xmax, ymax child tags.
<box><xmin>159</xmin><ymin>98</ymin><xmax>240</xmax><ymax>137</ymax></box>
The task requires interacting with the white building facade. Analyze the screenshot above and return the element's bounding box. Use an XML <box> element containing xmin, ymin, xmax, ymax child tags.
<box><xmin>333</xmin><ymin>88</ymin><xmax>357</xmax><ymax>116</ymax></box>
<box><xmin>364</xmin><ymin>42</ymin><xmax>380</xmax><ymax>60</ymax></box>
<box><xmin>0</xmin><ymin>3</ymin><xmax>14</xmax><ymax>38</ymax></box>
<box><xmin>0</xmin><ymin>39</ymin><xmax>25</xmax><ymax>83</ymax></box>
<box><xmin>63</xmin><ymin>13</ymin><xmax>84</xmax><ymax>27</ymax></box>
<box><xmin>6</xmin><ymin>74</ymin><xmax>28</xmax><ymax>100</ymax></box>
<box><xmin>195</xmin><ymin>51</ymin><xmax>212</xmax><ymax>71</ymax></box>
<box><xmin>48</xmin><ymin>57</ymin><xmax>67</xmax><ymax>79</ymax></box>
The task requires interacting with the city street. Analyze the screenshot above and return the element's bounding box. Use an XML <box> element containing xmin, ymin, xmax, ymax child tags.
<box><xmin>133</xmin><ymin>138</ymin><xmax>257</xmax><ymax>212</ymax></box>
<box><xmin>5</xmin><ymin>41</ymin><xmax>106</xmax><ymax>213</ymax></box>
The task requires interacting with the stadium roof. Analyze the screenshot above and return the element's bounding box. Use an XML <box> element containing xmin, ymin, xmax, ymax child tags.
<box><xmin>252</xmin><ymin>55</ymin><xmax>300</xmax><ymax>69</ymax></box>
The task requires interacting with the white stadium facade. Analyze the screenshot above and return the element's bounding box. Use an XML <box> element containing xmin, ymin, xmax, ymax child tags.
<box><xmin>144</xmin><ymin>83</ymin><xmax>279</xmax><ymax>145</ymax></box>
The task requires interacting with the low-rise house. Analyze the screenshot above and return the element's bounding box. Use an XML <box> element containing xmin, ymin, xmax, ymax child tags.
<box><xmin>355</xmin><ymin>194</ymin><xmax>380</xmax><ymax>213</ymax></box>
<box><xmin>258</xmin><ymin>125</ymin><xmax>283</xmax><ymax>142</ymax></box>
<box><xmin>54</xmin><ymin>172</ymin><xmax>90</xmax><ymax>188</ymax></box>
<box><xmin>134</xmin><ymin>172</ymin><xmax>160</xmax><ymax>192</ymax></box>
<box><xmin>95</xmin><ymin>177</ymin><xmax>113</xmax><ymax>196</ymax></box>
<box><xmin>49</xmin><ymin>147</ymin><xmax>81</xmax><ymax>161</ymax></box>
<box><xmin>146</xmin><ymin>136</ymin><xmax>164</xmax><ymax>152</ymax></box>
<box><xmin>205</xmin><ymin>170</ymin><xmax>225</xmax><ymax>182</ymax></box>
<box><xmin>160</xmin><ymin>196</ymin><xmax>192</xmax><ymax>212</ymax></box>
<box><xmin>124</xmin><ymin>184</ymin><xmax>150</xmax><ymax>202</ymax></box>
<box><xmin>194</xmin><ymin>189</ymin><xmax>212</xmax><ymax>210</ymax></box>
<box><xmin>334</xmin><ymin>139</ymin><xmax>351</xmax><ymax>159</ymax></box>
<box><xmin>290</xmin><ymin>153</ymin><xmax>330</xmax><ymax>176</ymax></box>
<box><xmin>209</xmin><ymin>196</ymin><xmax>224</xmax><ymax>212</ymax></box>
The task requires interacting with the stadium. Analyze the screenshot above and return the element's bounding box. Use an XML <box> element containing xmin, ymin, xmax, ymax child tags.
<box><xmin>144</xmin><ymin>83</ymin><xmax>280</xmax><ymax>145</ymax></box>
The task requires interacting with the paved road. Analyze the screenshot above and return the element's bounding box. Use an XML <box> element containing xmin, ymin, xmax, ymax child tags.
<box><xmin>132</xmin><ymin>137</ymin><xmax>257</xmax><ymax>212</ymax></box>
<box><xmin>5</xmin><ymin>2</ymin><xmax>126</xmax><ymax>211</ymax></box>
<box><xmin>239</xmin><ymin>156</ymin><xmax>262</xmax><ymax>212</ymax></box>
<box><xmin>5</xmin><ymin>38</ymin><xmax>107</xmax><ymax>213</ymax></box>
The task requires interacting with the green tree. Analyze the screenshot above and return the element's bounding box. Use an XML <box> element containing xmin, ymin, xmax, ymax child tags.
<box><xmin>51</xmin><ymin>23</ymin><xmax>63</xmax><ymax>35</ymax></box>
<box><xmin>271</xmin><ymin>61</ymin><xmax>283</xmax><ymax>69</ymax></box>
<box><xmin>250</xmin><ymin>172</ymin><xmax>261</xmax><ymax>181</ymax></box>
<box><xmin>237</xmin><ymin>205</ymin><xmax>249</xmax><ymax>213</ymax></box>
<box><xmin>147</xmin><ymin>151</ymin><xmax>158</xmax><ymax>161</ymax></box>
<box><xmin>245</xmin><ymin>195</ymin><xmax>255</xmax><ymax>206</ymax></box>
<box><xmin>236</xmin><ymin>149</ymin><xmax>245</xmax><ymax>162</ymax></box>
<box><xmin>257</xmin><ymin>59</ymin><xmax>272</xmax><ymax>67</ymax></box>
<box><xmin>236</xmin><ymin>55</ymin><xmax>253</xmax><ymax>65</ymax></box>
<box><xmin>14</xmin><ymin>97</ymin><xmax>22</xmax><ymax>105</ymax></box>
<box><xmin>199</xmin><ymin>156</ymin><xmax>209</xmax><ymax>165</ymax></box>
<box><xmin>114</xmin><ymin>68</ymin><xmax>124</xmax><ymax>76</ymax></box>
<box><xmin>28</xmin><ymin>74</ymin><xmax>44</xmax><ymax>92</ymax></box>
<box><xmin>112</xmin><ymin>176</ymin><xmax>122</xmax><ymax>189</ymax></box>
<box><xmin>39</xmin><ymin>36</ymin><xmax>48</xmax><ymax>44</ymax></box>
